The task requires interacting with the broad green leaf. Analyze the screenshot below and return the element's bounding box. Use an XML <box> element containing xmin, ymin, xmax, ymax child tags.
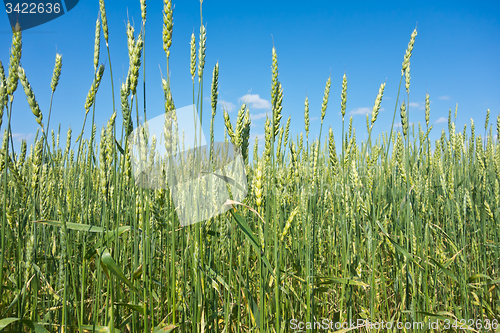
<box><xmin>115</xmin><ymin>138</ymin><xmax>125</xmax><ymax>155</ymax></box>
<box><xmin>411</xmin><ymin>311</ymin><xmax>451</xmax><ymax>322</ymax></box>
<box><xmin>468</xmin><ymin>273</ymin><xmax>491</xmax><ymax>283</ymax></box>
<box><xmin>315</xmin><ymin>276</ymin><xmax>369</xmax><ymax>288</ymax></box>
<box><xmin>205</xmin><ymin>264</ymin><xmax>230</xmax><ymax>292</ymax></box>
<box><xmin>228</xmin><ymin>209</ymin><xmax>260</xmax><ymax>255</ymax></box>
<box><xmin>132</xmin><ymin>264</ymin><xmax>143</xmax><ymax>280</ymax></box>
<box><xmin>0</xmin><ymin>319</ymin><xmax>47</xmax><ymax>332</ymax></box>
<box><xmin>228</xmin><ymin>208</ymin><xmax>274</xmax><ymax>275</ymax></box>
<box><xmin>429</xmin><ymin>257</ymin><xmax>458</xmax><ymax>282</ymax></box>
<box><xmin>32</xmin><ymin>220</ymin><xmax>103</xmax><ymax>232</ymax></box>
<box><xmin>376</xmin><ymin>220</ymin><xmax>422</xmax><ymax>269</ymax></box>
<box><xmin>200</xmin><ymin>171</ymin><xmax>246</xmax><ymax>193</ymax></box>
<box><xmin>100</xmin><ymin>248</ymin><xmax>139</xmax><ymax>294</ymax></box>
<box><xmin>114</xmin><ymin>302</ymin><xmax>146</xmax><ymax>314</ymax></box>
<box><xmin>0</xmin><ymin>318</ymin><xmax>20</xmax><ymax>331</ymax></box>
<box><xmin>34</xmin><ymin>323</ymin><xmax>50</xmax><ymax>333</ymax></box>
<box><xmin>153</xmin><ymin>324</ymin><xmax>177</xmax><ymax>333</ymax></box>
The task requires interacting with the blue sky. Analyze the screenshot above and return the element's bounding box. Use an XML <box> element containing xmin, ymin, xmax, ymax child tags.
<box><xmin>1</xmin><ymin>0</ymin><xmax>499</xmax><ymax>156</ymax></box>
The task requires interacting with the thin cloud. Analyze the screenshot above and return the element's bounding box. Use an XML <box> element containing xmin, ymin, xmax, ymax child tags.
<box><xmin>217</xmin><ymin>100</ymin><xmax>236</xmax><ymax>112</ymax></box>
<box><xmin>238</xmin><ymin>94</ymin><xmax>271</xmax><ymax>110</ymax></box>
<box><xmin>310</xmin><ymin>117</ymin><xmax>319</xmax><ymax>121</ymax></box>
<box><xmin>409</xmin><ymin>102</ymin><xmax>425</xmax><ymax>110</ymax></box>
<box><xmin>11</xmin><ymin>133</ymin><xmax>35</xmax><ymax>142</ymax></box>
<box><xmin>250</xmin><ymin>111</ymin><xmax>270</xmax><ymax>121</ymax></box>
<box><xmin>394</xmin><ymin>122</ymin><xmax>414</xmax><ymax>128</ymax></box>
<box><xmin>349</xmin><ymin>107</ymin><xmax>371</xmax><ymax>116</ymax></box>
<box><xmin>254</xmin><ymin>133</ymin><xmax>265</xmax><ymax>141</ymax></box>
<box><xmin>435</xmin><ymin>117</ymin><xmax>447</xmax><ymax>124</ymax></box>
<box><xmin>253</xmin><ymin>133</ymin><xmax>266</xmax><ymax>147</ymax></box>
<box><xmin>438</xmin><ymin>95</ymin><xmax>451</xmax><ymax>100</ymax></box>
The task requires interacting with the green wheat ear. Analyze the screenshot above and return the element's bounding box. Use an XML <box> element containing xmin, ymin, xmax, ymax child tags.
<box><xmin>320</xmin><ymin>76</ymin><xmax>331</xmax><ymax>124</ymax></box>
<box><xmin>93</xmin><ymin>14</ymin><xmax>101</xmax><ymax>72</ymax></box>
<box><xmin>141</xmin><ymin>0</ymin><xmax>147</xmax><ymax>22</ymax></box>
<box><xmin>340</xmin><ymin>73</ymin><xmax>347</xmax><ymax>120</ymax></box>
<box><xmin>198</xmin><ymin>24</ymin><xmax>206</xmax><ymax>81</ymax></box>
<box><xmin>190</xmin><ymin>32</ymin><xmax>196</xmax><ymax>81</ymax></box>
<box><xmin>425</xmin><ymin>93</ymin><xmax>430</xmax><ymax>127</ymax></box>
<box><xmin>17</xmin><ymin>66</ymin><xmax>43</xmax><ymax>128</ymax></box>
<box><xmin>7</xmin><ymin>29</ymin><xmax>22</xmax><ymax>98</ymax></box>
<box><xmin>0</xmin><ymin>62</ymin><xmax>6</xmax><ymax>129</ymax></box>
<box><xmin>400</xmin><ymin>101</ymin><xmax>408</xmax><ymax>138</ymax></box>
<box><xmin>163</xmin><ymin>0</ymin><xmax>173</xmax><ymax>58</ymax></box>
<box><xmin>51</xmin><ymin>54</ymin><xmax>62</xmax><ymax>93</ymax></box>
<box><xmin>99</xmin><ymin>0</ymin><xmax>109</xmax><ymax>45</ymax></box>
<box><xmin>371</xmin><ymin>82</ymin><xmax>385</xmax><ymax>130</ymax></box>
<box><xmin>84</xmin><ymin>64</ymin><xmax>105</xmax><ymax>114</ymax></box>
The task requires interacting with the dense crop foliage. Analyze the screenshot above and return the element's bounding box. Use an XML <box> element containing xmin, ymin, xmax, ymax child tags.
<box><xmin>0</xmin><ymin>1</ymin><xmax>499</xmax><ymax>332</ymax></box>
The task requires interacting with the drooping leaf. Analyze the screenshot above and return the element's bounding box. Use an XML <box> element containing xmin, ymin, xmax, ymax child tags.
<box><xmin>315</xmin><ymin>276</ymin><xmax>369</xmax><ymax>288</ymax></box>
<box><xmin>429</xmin><ymin>257</ymin><xmax>458</xmax><ymax>283</ymax></box>
<box><xmin>227</xmin><ymin>207</ymin><xmax>274</xmax><ymax>274</ymax></box>
<box><xmin>468</xmin><ymin>273</ymin><xmax>491</xmax><ymax>283</ymax></box>
<box><xmin>115</xmin><ymin>138</ymin><xmax>125</xmax><ymax>155</ymax></box>
<box><xmin>376</xmin><ymin>220</ymin><xmax>422</xmax><ymax>269</ymax></box>
<box><xmin>100</xmin><ymin>248</ymin><xmax>139</xmax><ymax>295</ymax></box>
<box><xmin>31</xmin><ymin>220</ymin><xmax>103</xmax><ymax>232</ymax></box>
<box><xmin>200</xmin><ymin>171</ymin><xmax>246</xmax><ymax>193</ymax></box>
<box><xmin>114</xmin><ymin>302</ymin><xmax>146</xmax><ymax>314</ymax></box>
<box><xmin>0</xmin><ymin>318</ymin><xmax>20</xmax><ymax>331</ymax></box>
<box><xmin>227</xmin><ymin>208</ymin><xmax>259</xmax><ymax>253</ymax></box>
<box><xmin>153</xmin><ymin>324</ymin><xmax>177</xmax><ymax>333</ymax></box>
<box><xmin>132</xmin><ymin>264</ymin><xmax>143</xmax><ymax>280</ymax></box>
<box><xmin>33</xmin><ymin>323</ymin><xmax>50</xmax><ymax>333</ymax></box>
<box><xmin>0</xmin><ymin>319</ymin><xmax>48</xmax><ymax>332</ymax></box>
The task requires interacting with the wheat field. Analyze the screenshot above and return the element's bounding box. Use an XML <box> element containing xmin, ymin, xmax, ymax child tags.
<box><xmin>0</xmin><ymin>0</ymin><xmax>499</xmax><ymax>332</ymax></box>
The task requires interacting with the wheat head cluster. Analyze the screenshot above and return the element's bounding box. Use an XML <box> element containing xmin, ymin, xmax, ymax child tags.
<box><xmin>0</xmin><ymin>0</ymin><xmax>499</xmax><ymax>332</ymax></box>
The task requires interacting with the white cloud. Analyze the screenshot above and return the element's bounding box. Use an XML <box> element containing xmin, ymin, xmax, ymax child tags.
<box><xmin>254</xmin><ymin>133</ymin><xmax>265</xmax><ymax>141</ymax></box>
<box><xmin>310</xmin><ymin>117</ymin><xmax>319</xmax><ymax>121</ymax></box>
<box><xmin>409</xmin><ymin>102</ymin><xmax>425</xmax><ymax>110</ymax></box>
<box><xmin>253</xmin><ymin>133</ymin><xmax>266</xmax><ymax>147</ymax></box>
<box><xmin>435</xmin><ymin>117</ymin><xmax>447</xmax><ymax>124</ymax></box>
<box><xmin>217</xmin><ymin>100</ymin><xmax>236</xmax><ymax>113</ymax></box>
<box><xmin>11</xmin><ymin>133</ymin><xmax>35</xmax><ymax>142</ymax></box>
<box><xmin>438</xmin><ymin>95</ymin><xmax>451</xmax><ymax>100</ymax></box>
<box><xmin>250</xmin><ymin>111</ymin><xmax>270</xmax><ymax>121</ymax></box>
<box><xmin>238</xmin><ymin>94</ymin><xmax>271</xmax><ymax>110</ymax></box>
<box><xmin>394</xmin><ymin>122</ymin><xmax>414</xmax><ymax>128</ymax></box>
<box><xmin>349</xmin><ymin>107</ymin><xmax>371</xmax><ymax>116</ymax></box>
